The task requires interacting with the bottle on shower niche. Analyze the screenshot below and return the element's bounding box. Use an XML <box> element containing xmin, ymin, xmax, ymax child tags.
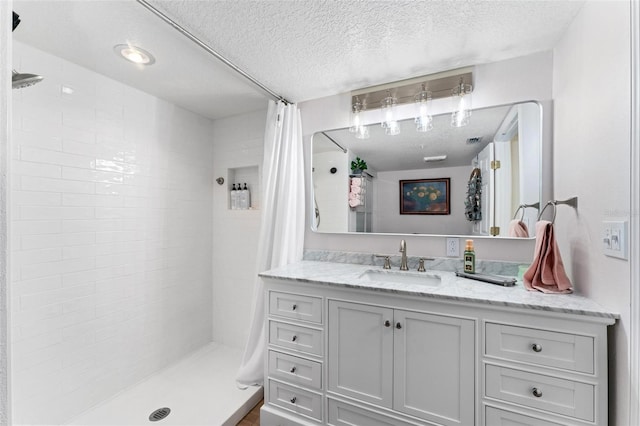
<box><xmin>237</xmin><ymin>183</ymin><xmax>245</xmax><ymax>210</ymax></box>
<box><xmin>230</xmin><ymin>184</ymin><xmax>237</xmax><ymax>210</ymax></box>
<box><xmin>242</xmin><ymin>183</ymin><xmax>251</xmax><ymax>209</ymax></box>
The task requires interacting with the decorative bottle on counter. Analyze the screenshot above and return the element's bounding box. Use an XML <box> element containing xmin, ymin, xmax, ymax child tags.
<box><xmin>464</xmin><ymin>239</ymin><xmax>476</xmax><ymax>274</ymax></box>
<box><xmin>231</xmin><ymin>184</ymin><xmax>237</xmax><ymax>210</ymax></box>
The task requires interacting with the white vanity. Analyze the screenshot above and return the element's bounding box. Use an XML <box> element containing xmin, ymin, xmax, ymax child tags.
<box><xmin>259</xmin><ymin>261</ymin><xmax>617</xmax><ymax>426</ymax></box>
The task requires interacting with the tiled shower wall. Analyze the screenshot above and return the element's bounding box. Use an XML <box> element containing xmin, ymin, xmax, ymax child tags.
<box><xmin>10</xmin><ymin>42</ymin><xmax>214</xmax><ymax>424</ymax></box>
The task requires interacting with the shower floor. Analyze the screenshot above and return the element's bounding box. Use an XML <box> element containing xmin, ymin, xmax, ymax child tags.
<box><xmin>67</xmin><ymin>343</ymin><xmax>263</xmax><ymax>426</ymax></box>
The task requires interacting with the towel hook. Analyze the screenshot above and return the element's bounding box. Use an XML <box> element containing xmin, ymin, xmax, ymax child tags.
<box><xmin>537</xmin><ymin>197</ymin><xmax>578</xmax><ymax>223</ymax></box>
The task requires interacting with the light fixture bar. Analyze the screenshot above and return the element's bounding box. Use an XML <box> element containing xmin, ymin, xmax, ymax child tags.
<box><xmin>136</xmin><ymin>0</ymin><xmax>291</xmax><ymax>105</ymax></box>
<box><xmin>350</xmin><ymin>68</ymin><xmax>472</xmax><ymax>109</ymax></box>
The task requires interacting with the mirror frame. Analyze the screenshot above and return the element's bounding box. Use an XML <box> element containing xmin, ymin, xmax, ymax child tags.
<box><xmin>309</xmin><ymin>100</ymin><xmax>548</xmax><ymax>239</ymax></box>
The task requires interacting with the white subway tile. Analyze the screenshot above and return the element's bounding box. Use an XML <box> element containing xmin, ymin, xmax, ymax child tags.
<box><xmin>14</xmin><ymin>128</ymin><xmax>63</xmax><ymax>151</ymax></box>
<box><xmin>62</xmin><ymin>167</ymin><xmax>124</xmax><ymax>184</ymax></box>
<box><xmin>62</xmin><ymin>193</ymin><xmax>123</xmax><ymax>208</ymax></box>
<box><xmin>12</xmin><ymin>220</ymin><xmax>62</xmax><ymax>236</ymax></box>
<box><xmin>12</xmin><ymin>191</ymin><xmax>62</xmax><ymax>206</ymax></box>
<box><xmin>21</xmin><ymin>176</ymin><xmax>95</xmax><ymax>194</ymax></box>
<box><xmin>20</xmin><ymin>283</ymin><xmax>95</xmax><ymax>310</ymax></box>
<box><xmin>63</xmin><ymin>126</ymin><xmax>96</xmax><ymax>145</ymax></box>
<box><xmin>12</xmin><ymin>160</ymin><xmax>62</xmax><ymax>179</ymax></box>
<box><xmin>21</xmin><ymin>258</ymin><xmax>96</xmax><ymax>281</ymax></box>
<box><xmin>20</xmin><ymin>206</ymin><xmax>94</xmax><ymax>221</ymax></box>
<box><xmin>12</xmin><ymin>248</ymin><xmax>63</xmax><ymax>266</ymax></box>
<box><xmin>22</xmin><ymin>146</ymin><xmax>95</xmax><ymax>169</ymax></box>
<box><xmin>12</xmin><ymin>275</ymin><xmax>63</xmax><ymax>297</ymax></box>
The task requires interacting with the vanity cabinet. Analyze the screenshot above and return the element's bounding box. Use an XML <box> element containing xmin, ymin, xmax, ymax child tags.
<box><xmin>260</xmin><ymin>272</ymin><xmax>615</xmax><ymax>426</ymax></box>
<box><xmin>328</xmin><ymin>301</ymin><xmax>474</xmax><ymax>426</ymax></box>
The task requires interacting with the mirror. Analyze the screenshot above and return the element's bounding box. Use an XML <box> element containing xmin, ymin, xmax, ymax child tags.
<box><xmin>311</xmin><ymin>101</ymin><xmax>542</xmax><ymax>238</ymax></box>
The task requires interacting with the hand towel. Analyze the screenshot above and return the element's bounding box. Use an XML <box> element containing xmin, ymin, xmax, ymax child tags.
<box><xmin>508</xmin><ymin>219</ymin><xmax>529</xmax><ymax>238</ymax></box>
<box><xmin>349</xmin><ymin>198</ymin><xmax>361</xmax><ymax>208</ymax></box>
<box><xmin>523</xmin><ymin>220</ymin><xmax>572</xmax><ymax>294</ymax></box>
<box><xmin>350</xmin><ymin>186</ymin><xmax>362</xmax><ymax>194</ymax></box>
<box><xmin>350</xmin><ymin>178</ymin><xmax>362</xmax><ymax>187</ymax></box>
<box><xmin>349</xmin><ymin>192</ymin><xmax>360</xmax><ymax>200</ymax></box>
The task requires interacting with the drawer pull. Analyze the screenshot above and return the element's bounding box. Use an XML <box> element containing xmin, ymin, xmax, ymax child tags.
<box><xmin>531</xmin><ymin>343</ymin><xmax>542</xmax><ymax>352</ymax></box>
<box><xmin>292</xmin><ymin>335</ymin><xmax>297</xmax><ymax>342</ymax></box>
<box><xmin>292</xmin><ymin>304</ymin><xmax>297</xmax><ymax>311</ymax></box>
<box><xmin>384</xmin><ymin>320</ymin><xmax>391</xmax><ymax>327</ymax></box>
<box><xmin>532</xmin><ymin>387</ymin><xmax>543</xmax><ymax>398</ymax></box>
<box><xmin>290</xmin><ymin>396</ymin><xmax>297</xmax><ymax>404</ymax></box>
<box><xmin>290</xmin><ymin>366</ymin><xmax>297</xmax><ymax>373</ymax></box>
<box><xmin>396</xmin><ymin>322</ymin><xmax>402</xmax><ymax>329</ymax></box>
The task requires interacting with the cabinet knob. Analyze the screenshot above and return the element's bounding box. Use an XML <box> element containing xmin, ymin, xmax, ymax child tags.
<box><xmin>531</xmin><ymin>343</ymin><xmax>542</xmax><ymax>353</ymax></box>
<box><xmin>396</xmin><ymin>322</ymin><xmax>402</xmax><ymax>329</ymax></box>
<box><xmin>292</xmin><ymin>335</ymin><xmax>297</xmax><ymax>342</ymax></box>
<box><xmin>290</xmin><ymin>366</ymin><xmax>297</xmax><ymax>373</ymax></box>
<box><xmin>290</xmin><ymin>397</ymin><xmax>297</xmax><ymax>404</ymax></box>
<box><xmin>384</xmin><ymin>320</ymin><xmax>391</xmax><ymax>327</ymax></box>
<box><xmin>292</xmin><ymin>304</ymin><xmax>297</xmax><ymax>311</ymax></box>
<box><xmin>532</xmin><ymin>387</ymin><xmax>543</xmax><ymax>398</ymax></box>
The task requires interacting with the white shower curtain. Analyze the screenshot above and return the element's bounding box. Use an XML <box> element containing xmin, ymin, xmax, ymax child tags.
<box><xmin>236</xmin><ymin>100</ymin><xmax>305</xmax><ymax>387</ymax></box>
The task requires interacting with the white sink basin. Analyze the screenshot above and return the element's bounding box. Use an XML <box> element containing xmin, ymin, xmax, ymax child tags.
<box><xmin>359</xmin><ymin>269</ymin><xmax>441</xmax><ymax>286</ymax></box>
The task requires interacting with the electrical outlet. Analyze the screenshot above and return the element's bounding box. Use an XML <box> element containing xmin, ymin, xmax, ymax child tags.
<box><xmin>603</xmin><ymin>221</ymin><xmax>628</xmax><ymax>260</ymax></box>
<box><xmin>446</xmin><ymin>237</ymin><xmax>460</xmax><ymax>257</ymax></box>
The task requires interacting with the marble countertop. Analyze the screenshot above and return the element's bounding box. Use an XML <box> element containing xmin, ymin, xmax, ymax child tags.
<box><xmin>260</xmin><ymin>261</ymin><xmax>618</xmax><ymax>320</ymax></box>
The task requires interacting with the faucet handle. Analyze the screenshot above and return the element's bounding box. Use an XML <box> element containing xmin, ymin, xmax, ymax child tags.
<box><xmin>375</xmin><ymin>254</ymin><xmax>392</xmax><ymax>269</ymax></box>
<box><xmin>417</xmin><ymin>258</ymin><xmax>426</xmax><ymax>272</ymax></box>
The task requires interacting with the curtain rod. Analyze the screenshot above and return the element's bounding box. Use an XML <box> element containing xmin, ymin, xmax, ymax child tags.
<box><xmin>321</xmin><ymin>132</ymin><xmax>347</xmax><ymax>153</ymax></box>
<box><xmin>136</xmin><ymin>0</ymin><xmax>291</xmax><ymax>105</ymax></box>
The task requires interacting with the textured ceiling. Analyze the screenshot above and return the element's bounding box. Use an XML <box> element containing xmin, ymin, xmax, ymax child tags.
<box><xmin>13</xmin><ymin>1</ymin><xmax>584</xmax><ymax>119</ymax></box>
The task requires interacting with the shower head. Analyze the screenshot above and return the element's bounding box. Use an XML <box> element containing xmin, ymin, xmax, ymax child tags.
<box><xmin>12</xmin><ymin>70</ymin><xmax>44</xmax><ymax>89</ymax></box>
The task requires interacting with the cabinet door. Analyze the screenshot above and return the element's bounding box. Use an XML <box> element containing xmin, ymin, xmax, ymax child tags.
<box><xmin>328</xmin><ymin>301</ymin><xmax>394</xmax><ymax>408</ymax></box>
<box><xmin>393</xmin><ymin>310</ymin><xmax>475</xmax><ymax>426</ymax></box>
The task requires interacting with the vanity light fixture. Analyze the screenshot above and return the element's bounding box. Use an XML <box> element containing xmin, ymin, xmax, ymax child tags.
<box><xmin>349</xmin><ymin>68</ymin><xmax>473</xmax><ymax>137</ymax></box>
<box><xmin>348</xmin><ymin>97</ymin><xmax>370</xmax><ymax>139</ymax></box>
<box><xmin>451</xmin><ymin>78</ymin><xmax>473</xmax><ymax>127</ymax></box>
<box><xmin>114</xmin><ymin>44</ymin><xmax>156</xmax><ymax>65</ymax></box>
<box><xmin>381</xmin><ymin>91</ymin><xmax>400</xmax><ymax>136</ymax></box>
<box><xmin>414</xmin><ymin>83</ymin><xmax>433</xmax><ymax>132</ymax></box>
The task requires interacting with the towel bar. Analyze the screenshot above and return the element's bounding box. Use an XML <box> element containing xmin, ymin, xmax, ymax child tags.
<box><xmin>513</xmin><ymin>202</ymin><xmax>540</xmax><ymax>220</ymax></box>
<box><xmin>537</xmin><ymin>197</ymin><xmax>578</xmax><ymax>223</ymax></box>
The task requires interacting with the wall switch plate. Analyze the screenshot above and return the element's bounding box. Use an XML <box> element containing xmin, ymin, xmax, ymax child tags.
<box><xmin>446</xmin><ymin>237</ymin><xmax>460</xmax><ymax>257</ymax></box>
<box><xmin>603</xmin><ymin>221</ymin><xmax>628</xmax><ymax>260</ymax></box>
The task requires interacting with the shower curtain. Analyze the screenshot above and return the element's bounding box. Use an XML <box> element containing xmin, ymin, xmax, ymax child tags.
<box><xmin>236</xmin><ymin>100</ymin><xmax>305</xmax><ymax>387</ymax></box>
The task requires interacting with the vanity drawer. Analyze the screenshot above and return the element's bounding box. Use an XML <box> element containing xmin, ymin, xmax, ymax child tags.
<box><xmin>485</xmin><ymin>364</ymin><xmax>594</xmax><ymax>421</ymax></box>
<box><xmin>484</xmin><ymin>405</ymin><xmax>567</xmax><ymax>426</ymax></box>
<box><xmin>328</xmin><ymin>398</ymin><xmax>422</xmax><ymax>426</ymax></box>
<box><xmin>269</xmin><ymin>350</ymin><xmax>322</xmax><ymax>390</ymax></box>
<box><xmin>485</xmin><ymin>322</ymin><xmax>594</xmax><ymax>374</ymax></box>
<box><xmin>269</xmin><ymin>379</ymin><xmax>323</xmax><ymax>422</ymax></box>
<box><xmin>270</xmin><ymin>291</ymin><xmax>322</xmax><ymax>324</ymax></box>
<box><xmin>269</xmin><ymin>321</ymin><xmax>323</xmax><ymax>356</ymax></box>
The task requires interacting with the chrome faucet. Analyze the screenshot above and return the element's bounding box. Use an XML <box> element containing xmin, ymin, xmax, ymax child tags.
<box><xmin>399</xmin><ymin>239</ymin><xmax>408</xmax><ymax>270</ymax></box>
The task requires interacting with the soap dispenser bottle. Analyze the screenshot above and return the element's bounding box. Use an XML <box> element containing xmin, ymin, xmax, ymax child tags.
<box><xmin>230</xmin><ymin>184</ymin><xmax>237</xmax><ymax>210</ymax></box>
<box><xmin>242</xmin><ymin>183</ymin><xmax>251</xmax><ymax>209</ymax></box>
<box><xmin>464</xmin><ymin>239</ymin><xmax>476</xmax><ymax>274</ymax></box>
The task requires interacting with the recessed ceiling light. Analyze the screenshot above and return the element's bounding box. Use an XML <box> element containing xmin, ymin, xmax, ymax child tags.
<box><xmin>114</xmin><ymin>44</ymin><xmax>156</xmax><ymax>65</ymax></box>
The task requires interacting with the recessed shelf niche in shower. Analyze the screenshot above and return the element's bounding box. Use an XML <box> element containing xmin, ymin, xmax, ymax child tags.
<box><xmin>227</xmin><ymin>165</ymin><xmax>260</xmax><ymax>210</ymax></box>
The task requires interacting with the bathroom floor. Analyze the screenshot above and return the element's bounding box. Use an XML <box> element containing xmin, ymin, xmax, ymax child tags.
<box><xmin>67</xmin><ymin>343</ymin><xmax>263</xmax><ymax>426</ymax></box>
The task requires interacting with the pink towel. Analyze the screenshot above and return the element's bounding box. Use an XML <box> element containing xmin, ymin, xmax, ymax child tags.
<box><xmin>351</xmin><ymin>178</ymin><xmax>362</xmax><ymax>187</ymax></box>
<box><xmin>350</xmin><ymin>186</ymin><xmax>362</xmax><ymax>194</ymax></box>
<box><xmin>523</xmin><ymin>221</ymin><xmax>572</xmax><ymax>294</ymax></box>
<box><xmin>508</xmin><ymin>219</ymin><xmax>529</xmax><ymax>238</ymax></box>
<box><xmin>349</xmin><ymin>192</ymin><xmax>360</xmax><ymax>200</ymax></box>
<box><xmin>349</xmin><ymin>198</ymin><xmax>361</xmax><ymax>207</ymax></box>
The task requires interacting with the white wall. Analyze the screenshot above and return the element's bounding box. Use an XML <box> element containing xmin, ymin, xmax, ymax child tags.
<box><xmin>0</xmin><ymin>2</ymin><xmax>11</xmax><ymax>424</ymax></box>
<box><xmin>10</xmin><ymin>42</ymin><xmax>214</xmax><ymax>424</ymax></box>
<box><xmin>552</xmin><ymin>1</ymin><xmax>631</xmax><ymax>423</ymax></box>
<box><xmin>300</xmin><ymin>51</ymin><xmax>553</xmax><ymax>262</ymax></box>
<box><xmin>211</xmin><ymin>108</ymin><xmax>267</xmax><ymax>349</ymax></box>
<box><xmin>374</xmin><ymin>166</ymin><xmax>471</xmax><ymax>235</ymax></box>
